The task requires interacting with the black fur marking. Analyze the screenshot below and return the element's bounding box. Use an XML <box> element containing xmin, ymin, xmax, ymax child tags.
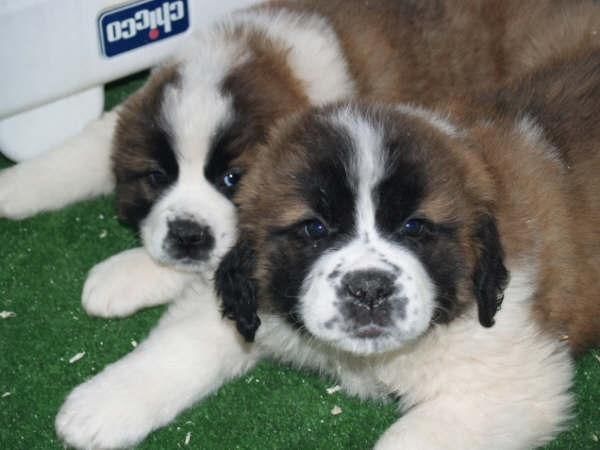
<box><xmin>267</xmin><ymin>233</ymin><xmax>318</xmax><ymax>328</ymax></box>
<box><xmin>374</xmin><ymin>131</ymin><xmax>427</xmax><ymax>233</ymax></box>
<box><xmin>118</xmin><ymin>119</ymin><xmax>179</xmax><ymax>228</ymax></box>
<box><xmin>113</xmin><ymin>68</ymin><xmax>182</xmax><ymax>228</ymax></box>
<box><xmin>472</xmin><ymin>215</ymin><xmax>509</xmax><ymax>327</ymax></box>
<box><xmin>294</xmin><ymin>117</ymin><xmax>357</xmax><ymax>227</ymax></box>
<box><xmin>215</xmin><ymin>240</ymin><xmax>261</xmax><ymax>342</ymax></box>
<box><xmin>324</xmin><ymin>317</ymin><xmax>339</xmax><ymax>330</ymax></box>
<box><xmin>261</xmin><ymin>119</ymin><xmax>361</xmax><ymax>327</ymax></box>
<box><xmin>374</xmin><ymin>136</ymin><xmax>466</xmax><ymax>324</ymax></box>
<box><xmin>407</xmin><ymin>227</ymin><xmax>465</xmax><ymax>325</ymax></box>
<box><xmin>328</xmin><ymin>269</ymin><xmax>341</xmax><ymax>280</ymax></box>
<box><xmin>204</xmin><ymin>117</ymin><xmax>248</xmax><ymax>200</ymax></box>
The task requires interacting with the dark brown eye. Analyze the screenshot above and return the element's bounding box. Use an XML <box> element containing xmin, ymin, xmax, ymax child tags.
<box><xmin>223</xmin><ymin>169</ymin><xmax>241</xmax><ymax>189</ymax></box>
<box><xmin>147</xmin><ymin>170</ymin><xmax>169</xmax><ymax>188</ymax></box>
<box><xmin>401</xmin><ymin>218</ymin><xmax>427</xmax><ymax>237</ymax></box>
<box><xmin>304</xmin><ymin>219</ymin><xmax>329</xmax><ymax>240</ymax></box>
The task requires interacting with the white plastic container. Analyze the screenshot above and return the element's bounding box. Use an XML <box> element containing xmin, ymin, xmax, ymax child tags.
<box><xmin>0</xmin><ymin>0</ymin><xmax>257</xmax><ymax>161</ymax></box>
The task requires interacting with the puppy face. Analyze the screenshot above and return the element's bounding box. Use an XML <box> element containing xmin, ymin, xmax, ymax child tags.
<box><xmin>222</xmin><ymin>104</ymin><xmax>507</xmax><ymax>353</ymax></box>
<box><xmin>111</xmin><ymin>30</ymin><xmax>307</xmax><ymax>272</ymax></box>
<box><xmin>112</xmin><ymin>63</ymin><xmax>238</xmax><ymax>272</ymax></box>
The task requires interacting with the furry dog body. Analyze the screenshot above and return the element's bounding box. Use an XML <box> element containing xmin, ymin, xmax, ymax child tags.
<box><xmin>56</xmin><ymin>46</ymin><xmax>599</xmax><ymax>448</ymax></box>
<box><xmin>216</xmin><ymin>49</ymin><xmax>600</xmax><ymax>448</ymax></box>
<box><xmin>1</xmin><ymin>0</ymin><xmax>598</xmax><ymax>319</ymax></box>
<box><xmin>0</xmin><ymin>0</ymin><xmax>590</xmax><ymax>448</ymax></box>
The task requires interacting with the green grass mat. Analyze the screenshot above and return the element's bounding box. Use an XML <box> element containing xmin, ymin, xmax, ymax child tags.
<box><xmin>1</xmin><ymin>73</ymin><xmax>599</xmax><ymax>450</ymax></box>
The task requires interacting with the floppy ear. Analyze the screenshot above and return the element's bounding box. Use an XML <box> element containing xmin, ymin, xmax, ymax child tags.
<box><xmin>472</xmin><ymin>214</ymin><xmax>509</xmax><ymax>327</ymax></box>
<box><xmin>215</xmin><ymin>239</ymin><xmax>261</xmax><ymax>342</ymax></box>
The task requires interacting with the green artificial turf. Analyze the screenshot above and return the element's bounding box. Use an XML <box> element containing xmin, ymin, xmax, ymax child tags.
<box><xmin>1</xmin><ymin>73</ymin><xmax>599</xmax><ymax>450</ymax></box>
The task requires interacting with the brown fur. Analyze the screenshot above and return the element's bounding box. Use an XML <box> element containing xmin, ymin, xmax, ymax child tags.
<box><xmin>113</xmin><ymin>0</ymin><xmax>599</xmax><ymax>350</ymax></box>
<box><xmin>113</xmin><ymin>0</ymin><xmax>600</xmax><ymax>199</ymax></box>
<box><xmin>460</xmin><ymin>48</ymin><xmax>600</xmax><ymax>353</ymax></box>
<box><xmin>263</xmin><ymin>0</ymin><xmax>600</xmax><ymax>107</ymax></box>
<box><xmin>236</xmin><ymin>104</ymin><xmax>501</xmax><ymax>321</ymax></box>
<box><xmin>112</xmin><ymin>65</ymin><xmax>181</xmax><ymax>224</ymax></box>
<box><xmin>218</xmin><ymin>27</ymin><xmax>312</xmax><ymax>171</ymax></box>
<box><xmin>236</xmin><ymin>49</ymin><xmax>600</xmax><ymax>354</ymax></box>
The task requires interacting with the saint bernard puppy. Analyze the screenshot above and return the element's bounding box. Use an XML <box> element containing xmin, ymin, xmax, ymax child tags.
<box><xmin>55</xmin><ymin>47</ymin><xmax>599</xmax><ymax>448</ymax></box>
<box><xmin>1</xmin><ymin>0</ymin><xmax>598</xmax><ymax>321</ymax></box>
<box><xmin>215</xmin><ymin>47</ymin><xmax>600</xmax><ymax>449</ymax></box>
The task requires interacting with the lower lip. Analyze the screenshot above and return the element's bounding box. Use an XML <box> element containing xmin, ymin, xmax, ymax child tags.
<box><xmin>354</xmin><ymin>325</ymin><xmax>386</xmax><ymax>338</ymax></box>
<box><xmin>174</xmin><ymin>257</ymin><xmax>205</xmax><ymax>267</ymax></box>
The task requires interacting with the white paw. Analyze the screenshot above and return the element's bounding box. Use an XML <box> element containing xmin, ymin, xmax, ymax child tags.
<box><xmin>82</xmin><ymin>249</ymin><xmax>188</xmax><ymax>318</ymax></box>
<box><xmin>82</xmin><ymin>258</ymin><xmax>142</xmax><ymax>318</ymax></box>
<box><xmin>0</xmin><ymin>164</ymin><xmax>47</xmax><ymax>219</ymax></box>
<box><xmin>56</xmin><ymin>377</ymin><xmax>155</xmax><ymax>450</ymax></box>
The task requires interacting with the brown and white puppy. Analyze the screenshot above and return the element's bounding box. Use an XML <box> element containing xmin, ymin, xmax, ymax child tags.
<box><xmin>217</xmin><ymin>48</ymin><xmax>600</xmax><ymax>449</ymax></box>
<box><xmin>1</xmin><ymin>0</ymin><xmax>598</xmax><ymax>320</ymax></box>
<box><xmin>28</xmin><ymin>1</ymin><xmax>597</xmax><ymax>448</ymax></box>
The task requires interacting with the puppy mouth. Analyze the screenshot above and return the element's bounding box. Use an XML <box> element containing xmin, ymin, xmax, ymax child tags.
<box><xmin>352</xmin><ymin>324</ymin><xmax>387</xmax><ymax>339</ymax></box>
<box><xmin>330</xmin><ymin>327</ymin><xmax>402</xmax><ymax>355</ymax></box>
<box><xmin>173</xmin><ymin>256</ymin><xmax>210</xmax><ymax>268</ymax></box>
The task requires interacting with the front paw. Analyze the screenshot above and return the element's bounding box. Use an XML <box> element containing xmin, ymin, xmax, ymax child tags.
<box><xmin>82</xmin><ymin>249</ymin><xmax>191</xmax><ymax>318</ymax></box>
<box><xmin>56</xmin><ymin>377</ymin><xmax>155</xmax><ymax>449</ymax></box>
<box><xmin>82</xmin><ymin>255</ymin><xmax>144</xmax><ymax>318</ymax></box>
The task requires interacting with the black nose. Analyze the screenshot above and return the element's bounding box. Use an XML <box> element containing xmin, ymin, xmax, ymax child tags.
<box><xmin>167</xmin><ymin>219</ymin><xmax>214</xmax><ymax>257</ymax></box>
<box><xmin>342</xmin><ymin>270</ymin><xmax>395</xmax><ymax>307</ymax></box>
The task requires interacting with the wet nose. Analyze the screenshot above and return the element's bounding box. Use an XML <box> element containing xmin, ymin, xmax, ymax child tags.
<box><xmin>342</xmin><ymin>270</ymin><xmax>395</xmax><ymax>307</ymax></box>
<box><xmin>167</xmin><ymin>219</ymin><xmax>214</xmax><ymax>252</ymax></box>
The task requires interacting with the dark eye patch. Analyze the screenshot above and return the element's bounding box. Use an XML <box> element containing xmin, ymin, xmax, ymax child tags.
<box><xmin>374</xmin><ymin>158</ymin><xmax>426</xmax><ymax>235</ymax></box>
<box><xmin>115</xmin><ymin>123</ymin><xmax>179</xmax><ymax>227</ymax></box>
<box><xmin>204</xmin><ymin>118</ymin><xmax>250</xmax><ymax>198</ymax></box>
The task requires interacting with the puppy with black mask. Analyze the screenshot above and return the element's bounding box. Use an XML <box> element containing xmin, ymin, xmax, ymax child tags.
<box><xmin>217</xmin><ymin>48</ymin><xmax>600</xmax><ymax>449</ymax></box>
<box><xmin>1</xmin><ymin>0</ymin><xmax>598</xmax><ymax>320</ymax></box>
<box><xmin>41</xmin><ymin>1</ymin><xmax>599</xmax><ymax>448</ymax></box>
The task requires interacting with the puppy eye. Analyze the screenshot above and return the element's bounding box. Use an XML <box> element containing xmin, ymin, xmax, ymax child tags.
<box><xmin>147</xmin><ymin>170</ymin><xmax>169</xmax><ymax>188</ymax></box>
<box><xmin>223</xmin><ymin>169</ymin><xmax>241</xmax><ymax>189</ymax></box>
<box><xmin>304</xmin><ymin>219</ymin><xmax>329</xmax><ymax>240</ymax></box>
<box><xmin>402</xmin><ymin>218</ymin><xmax>427</xmax><ymax>237</ymax></box>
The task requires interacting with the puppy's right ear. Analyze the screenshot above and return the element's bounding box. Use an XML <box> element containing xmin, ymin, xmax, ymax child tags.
<box><xmin>215</xmin><ymin>239</ymin><xmax>261</xmax><ymax>342</ymax></box>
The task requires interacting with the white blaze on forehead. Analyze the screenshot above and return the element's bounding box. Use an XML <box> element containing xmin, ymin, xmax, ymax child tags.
<box><xmin>232</xmin><ymin>9</ymin><xmax>356</xmax><ymax>104</ymax></box>
<box><xmin>331</xmin><ymin>107</ymin><xmax>385</xmax><ymax>238</ymax></box>
<box><xmin>160</xmin><ymin>33</ymin><xmax>247</xmax><ymax>167</ymax></box>
<box><xmin>161</xmin><ymin>83</ymin><xmax>232</xmax><ymax>178</ymax></box>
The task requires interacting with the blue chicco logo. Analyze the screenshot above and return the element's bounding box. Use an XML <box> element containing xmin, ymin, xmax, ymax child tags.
<box><xmin>99</xmin><ymin>0</ymin><xmax>190</xmax><ymax>57</ymax></box>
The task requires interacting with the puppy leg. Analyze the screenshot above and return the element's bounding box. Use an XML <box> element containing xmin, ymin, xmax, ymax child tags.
<box><xmin>375</xmin><ymin>397</ymin><xmax>501</xmax><ymax>450</ymax></box>
<box><xmin>375</xmin><ymin>343</ymin><xmax>573</xmax><ymax>450</ymax></box>
<box><xmin>0</xmin><ymin>110</ymin><xmax>117</xmax><ymax>219</ymax></box>
<box><xmin>82</xmin><ymin>247</ymin><xmax>195</xmax><ymax>318</ymax></box>
<box><xmin>57</xmin><ymin>283</ymin><xmax>258</xmax><ymax>449</ymax></box>
<box><xmin>375</xmin><ymin>390</ymin><xmax>572</xmax><ymax>450</ymax></box>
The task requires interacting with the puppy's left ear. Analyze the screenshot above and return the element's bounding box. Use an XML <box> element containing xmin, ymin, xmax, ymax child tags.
<box><xmin>472</xmin><ymin>214</ymin><xmax>509</xmax><ymax>327</ymax></box>
<box><xmin>215</xmin><ymin>239</ymin><xmax>261</xmax><ymax>342</ymax></box>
